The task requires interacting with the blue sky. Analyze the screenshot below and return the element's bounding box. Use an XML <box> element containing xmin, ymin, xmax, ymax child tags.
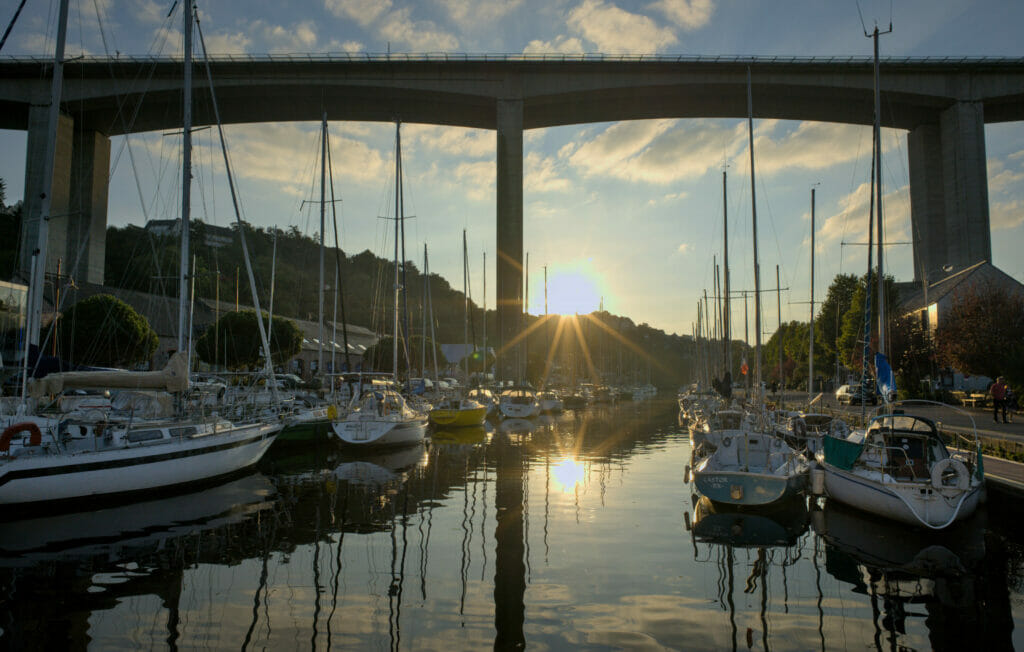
<box><xmin>2</xmin><ymin>0</ymin><xmax>1022</xmax><ymax>339</ymax></box>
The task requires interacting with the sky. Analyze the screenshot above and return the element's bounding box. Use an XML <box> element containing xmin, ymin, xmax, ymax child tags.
<box><xmin>1</xmin><ymin>0</ymin><xmax>1022</xmax><ymax>342</ymax></box>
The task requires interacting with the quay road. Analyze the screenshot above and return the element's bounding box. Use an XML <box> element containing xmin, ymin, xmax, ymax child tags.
<box><xmin>735</xmin><ymin>389</ymin><xmax>1024</xmax><ymax>496</ymax></box>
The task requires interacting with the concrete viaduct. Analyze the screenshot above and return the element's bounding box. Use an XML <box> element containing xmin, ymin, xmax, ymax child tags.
<box><xmin>2</xmin><ymin>54</ymin><xmax>1023</xmax><ymax>375</ymax></box>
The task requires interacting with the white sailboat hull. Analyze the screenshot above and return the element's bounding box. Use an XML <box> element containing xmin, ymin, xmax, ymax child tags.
<box><xmin>821</xmin><ymin>462</ymin><xmax>983</xmax><ymax>529</ymax></box>
<box><xmin>331</xmin><ymin>416</ymin><xmax>427</xmax><ymax>446</ymax></box>
<box><xmin>0</xmin><ymin>421</ymin><xmax>280</xmax><ymax>506</ymax></box>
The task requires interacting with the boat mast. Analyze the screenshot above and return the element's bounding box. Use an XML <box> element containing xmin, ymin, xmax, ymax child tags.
<box><xmin>22</xmin><ymin>0</ymin><xmax>68</xmax><ymax>399</ymax></box>
<box><xmin>872</xmin><ymin>25</ymin><xmax>887</xmax><ymax>358</ymax></box>
<box><xmin>425</xmin><ymin>244</ymin><xmax>440</xmax><ymax>384</ymax></box>
<box><xmin>808</xmin><ymin>186</ymin><xmax>816</xmax><ymax>405</ymax></box>
<box><xmin>177</xmin><ymin>0</ymin><xmax>192</xmax><ymax>358</ymax></box>
<box><xmin>747</xmin><ymin>66</ymin><xmax>764</xmax><ymax>404</ymax></box>
<box><xmin>463</xmin><ymin>229</ymin><xmax>469</xmax><ymax>383</ymax></box>
<box><xmin>482</xmin><ymin>251</ymin><xmax>487</xmax><ymax>382</ymax></box>
<box><xmin>318</xmin><ymin>111</ymin><xmax>327</xmax><ymax>378</ymax></box>
<box><xmin>722</xmin><ymin>169</ymin><xmax>731</xmax><ymax>379</ymax></box>
<box><xmin>392</xmin><ymin>122</ymin><xmax>401</xmax><ymax>381</ymax></box>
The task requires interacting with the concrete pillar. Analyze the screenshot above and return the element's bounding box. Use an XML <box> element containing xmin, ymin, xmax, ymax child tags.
<box><xmin>68</xmin><ymin>127</ymin><xmax>110</xmax><ymax>285</ymax></box>
<box><xmin>496</xmin><ymin>99</ymin><xmax>523</xmax><ymax>382</ymax></box>
<box><xmin>907</xmin><ymin>101</ymin><xmax>990</xmax><ymax>281</ymax></box>
<box><xmin>908</xmin><ymin>124</ymin><xmax>946</xmax><ymax>282</ymax></box>
<box><xmin>940</xmin><ymin>101</ymin><xmax>990</xmax><ymax>272</ymax></box>
<box><xmin>20</xmin><ymin>105</ymin><xmax>73</xmax><ymax>282</ymax></box>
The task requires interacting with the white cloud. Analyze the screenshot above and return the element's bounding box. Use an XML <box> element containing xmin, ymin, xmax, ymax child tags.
<box><xmin>569</xmin><ymin>119</ymin><xmax>742</xmax><ymax>184</ymax></box>
<box><xmin>324</xmin><ymin>0</ymin><xmax>393</xmax><ymax>27</ymax></box>
<box><xmin>752</xmin><ymin>121</ymin><xmax>888</xmax><ymax>176</ymax></box>
<box><xmin>452</xmin><ymin>161</ymin><xmax>494</xmax><ymax>201</ymax></box>
<box><xmin>991</xmin><ymin>199</ymin><xmax>1024</xmax><ymax>230</ymax></box>
<box><xmin>407</xmin><ymin>126</ymin><xmax>493</xmax><ymax>158</ymax></box>
<box><xmin>816</xmin><ymin>181</ymin><xmax>911</xmax><ymax>255</ymax></box>
<box><xmin>567</xmin><ymin>0</ymin><xmax>677</xmax><ymax>53</ymax></box>
<box><xmin>649</xmin><ymin>0</ymin><xmax>714</xmax><ymax>29</ymax></box>
<box><xmin>988</xmin><ymin>156</ymin><xmax>1024</xmax><ymax>194</ymax></box>
<box><xmin>132</xmin><ymin>0</ymin><xmax>165</xmax><ymax>26</ymax></box>
<box><xmin>437</xmin><ymin>0</ymin><xmax>525</xmax><ymax>28</ymax></box>
<box><xmin>329</xmin><ymin>39</ymin><xmax>365</xmax><ymax>53</ymax></box>
<box><xmin>252</xmin><ymin>20</ymin><xmax>319</xmax><ymax>52</ymax></box>
<box><xmin>677</xmin><ymin>242</ymin><xmax>692</xmax><ymax>253</ymax></box>
<box><xmin>523</xmin><ymin>36</ymin><xmax>586</xmax><ymax>55</ymax></box>
<box><xmin>525</xmin><ymin>152</ymin><xmax>570</xmax><ymax>193</ymax></box>
<box><xmin>200</xmin><ymin>30</ymin><xmax>253</xmax><ymax>55</ymax></box>
<box><xmin>378</xmin><ymin>8</ymin><xmax>459</xmax><ymax>51</ymax></box>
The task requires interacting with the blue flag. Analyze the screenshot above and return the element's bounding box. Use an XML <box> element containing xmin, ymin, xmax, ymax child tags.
<box><xmin>875</xmin><ymin>352</ymin><xmax>897</xmax><ymax>401</ymax></box>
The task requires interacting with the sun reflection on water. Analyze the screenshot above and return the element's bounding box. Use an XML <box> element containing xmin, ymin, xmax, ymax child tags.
<box><xmin>550</xmin><ymin>457</ymin><xmax>585</xmax><ymax>493</ymax></box>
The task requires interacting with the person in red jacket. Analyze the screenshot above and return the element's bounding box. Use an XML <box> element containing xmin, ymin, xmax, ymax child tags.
<box><xmin>991</xmin><ymin>376</ymin><xmax>1008</xmax><ymax>423</ymax></box>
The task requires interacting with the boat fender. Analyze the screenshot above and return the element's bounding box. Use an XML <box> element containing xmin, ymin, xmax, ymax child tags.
<box><xmin>0</xmin><ymin>421</ymin><xmax>43</xmax><ymax>453</ymax></box>
<box><xmin>931</xmin><ymin>458</ymin><xmax>970</xmax><ymax>492</ymax></box>
<box><xmin>722</xmin><ymin>436</ymin><xmax>732</xmax><ymax>447</ymax></box>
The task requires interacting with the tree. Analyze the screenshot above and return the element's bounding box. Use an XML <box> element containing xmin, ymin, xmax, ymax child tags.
<box><xmin>194</xmin><ymin>310</ymin><xmax>303</xmax><ymax>370</ymax></box>
<box><xmin>56</xmin><ymin>294</ymin><xmax>159</xmax><ymax>367</ymax></box>
<box><xmin>935</xmin><ymin>283</ymin><xmax>1024</xmax><ymax>386</ymax></box>
<box><xmin>360</xmin><ymin>334</ymin><xmax>448</xmax><ymax>376</ymax></box>
<box><xmin>814</xmin><ymin>274</ymin><xmax>859</xmax><ymax>381</ymax></box>
<box><xmin>889</xmin><ymin>313</ymin><xmax>937</xmax><ymax>398</ymax></box>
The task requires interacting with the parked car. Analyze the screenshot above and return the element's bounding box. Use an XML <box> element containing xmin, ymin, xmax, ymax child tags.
<box><xmin>836</xmin><ymin>383</ymin><xmax>879</xmax><ymax>405</ymax></box>
<box><xmin>835</xmin><ymin>384</ymin><xmax>855</xmax><ymax>404</ymax></box>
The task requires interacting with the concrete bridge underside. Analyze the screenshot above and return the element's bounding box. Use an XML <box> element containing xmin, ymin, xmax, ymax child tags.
<box><xmin>3</xmin><ymin>57</ymin><xmax>1023</xmax><ymax>379</ymax></box>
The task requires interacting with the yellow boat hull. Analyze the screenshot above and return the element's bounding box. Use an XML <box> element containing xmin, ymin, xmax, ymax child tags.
<box><xmin>428</xmin><ymin>406</ymin><xmax>488</xmax><ymax>427</ymax></box>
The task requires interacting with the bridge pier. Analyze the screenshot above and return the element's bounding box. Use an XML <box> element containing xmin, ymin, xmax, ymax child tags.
<box><xmin>19</xmin><ymin>106</ymin><xmax>109</xmax><ymax>288</ymax></box>
<box><xmin>496</xmin><ymin>99</ymin><xmax>523</xmax><ymax>383</ymax></box>
<box><xmin>909</xmin><ymin>101</ymin><xmax>991</xmax><ymax>282</ymax></box>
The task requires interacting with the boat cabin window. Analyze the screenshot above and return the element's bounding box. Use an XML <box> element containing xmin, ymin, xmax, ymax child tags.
<box><xmin>127</xmin><ymin>429</ymin><xmax>164</xmax><ymax>443</ymax></box>
<box><xmin>170</xmin><ymin>426</ymin><xmax>198</xmax><ymax>438</ymax></box>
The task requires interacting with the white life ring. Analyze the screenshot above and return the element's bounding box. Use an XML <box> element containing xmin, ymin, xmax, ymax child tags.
<box><xmin>722</xmin><ymin>436</ymin><xmax>732</xmax><ymax>448</ymax></box>
<box><xmin>931</xmin><ymin>458</ymin><xmax>970</xmax><ymax>492</ymax></box>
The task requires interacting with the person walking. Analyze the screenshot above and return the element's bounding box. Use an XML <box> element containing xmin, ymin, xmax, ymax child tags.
<box><xmin>991</xmin><ymin>376</ymin><xmax>1009</xmax><ymax>423</ymax></box>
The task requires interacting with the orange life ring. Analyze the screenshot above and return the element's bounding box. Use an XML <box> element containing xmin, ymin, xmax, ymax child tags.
<box><xmin>1</xmin><ymin>422</ymin><xmax>43</xmax><ymax>453</ymax></box>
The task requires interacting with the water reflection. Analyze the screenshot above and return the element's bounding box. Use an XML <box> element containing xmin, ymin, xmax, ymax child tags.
<box><xmin>0</xmin><ymin>399</ymin><xmax>1021</xmax><ymax>650</ymax></box>
<box><xmin>813</xmin><ymin>499</ymin><xmax>1014</xmax><ymax>651</ymax></box>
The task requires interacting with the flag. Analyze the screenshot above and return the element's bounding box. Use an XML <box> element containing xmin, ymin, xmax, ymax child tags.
<box><xmin>740</xmin><ymin>359</ymin><xmax>749</xmax><ymax>376</ymax></box>
<box><xmin>875</xmin><ymin>352</ymin><xmax>896</xmax><ymax>401</ymax></box>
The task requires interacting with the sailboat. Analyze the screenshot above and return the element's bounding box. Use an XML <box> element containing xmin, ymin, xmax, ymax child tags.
<box><xmin>816</xmin><ymin>27</ymin><xmax>984</xmax><ymax>529</ymax></box>
<box><xmin>429</xmin><ymin>230</ymin><xmax>487</xmax><ymax>428</ymax></box>
<box><xmin>331</xmin><ymin>123</ymin><xmax>427</xmax><ymax>446</ymax></box>
<box><xmin>0</xmin><ymin>1</ymin><xmax>281</xmax><ymax>508</ymax></box>
<box><xmin>691</xmin><ymin>67</ymin><xmax>809</xmax><ymax>507</ymax></box>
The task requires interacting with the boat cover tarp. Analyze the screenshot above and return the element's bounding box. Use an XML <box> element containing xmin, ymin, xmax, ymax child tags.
<box><xmin>28</xmin><ymin>352</ymin><xmax>189</xmax><ymax>397</ymax></box>
<box><xmin>823</xmin><ymin>435</ymin><xmax>865</xmax><ymax>471</ymax></box>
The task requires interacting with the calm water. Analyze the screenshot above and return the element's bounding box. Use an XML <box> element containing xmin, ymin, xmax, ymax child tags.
<box><xmin>1</xmin><ymin>399</ymin><xmax>1022</xmax><ymax>650</ymax></box>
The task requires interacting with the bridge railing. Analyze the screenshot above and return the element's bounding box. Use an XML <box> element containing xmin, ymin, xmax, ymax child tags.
<box><xmin>2</xmin><ymin>53</ymin><xmax>1023</xmax><ymax>66</ymax></box>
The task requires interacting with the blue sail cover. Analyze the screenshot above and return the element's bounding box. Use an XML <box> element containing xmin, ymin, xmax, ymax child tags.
<box><xmin>875</xmin><ymin>352</ymin><xmax>897</xmax><ymax>400</ymax></box>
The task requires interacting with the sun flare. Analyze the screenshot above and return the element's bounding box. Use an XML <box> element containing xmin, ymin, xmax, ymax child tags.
<box><xmin>530</xmin><ymin>261</ymin><xmax>607</xmax><ymax>315</ymax></box>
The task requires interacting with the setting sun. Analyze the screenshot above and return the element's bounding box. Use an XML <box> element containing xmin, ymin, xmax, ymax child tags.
<box><xmin>529</xmin><ymin>261</ymin><xmax>607</xmax><ymax>315</ymax></box>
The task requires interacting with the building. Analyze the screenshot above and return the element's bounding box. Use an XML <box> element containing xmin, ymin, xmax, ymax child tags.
<box><xmin>898</xmin><ymin>260</ymin><xmax>1024</xmax><ymax>334</ymax></box>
